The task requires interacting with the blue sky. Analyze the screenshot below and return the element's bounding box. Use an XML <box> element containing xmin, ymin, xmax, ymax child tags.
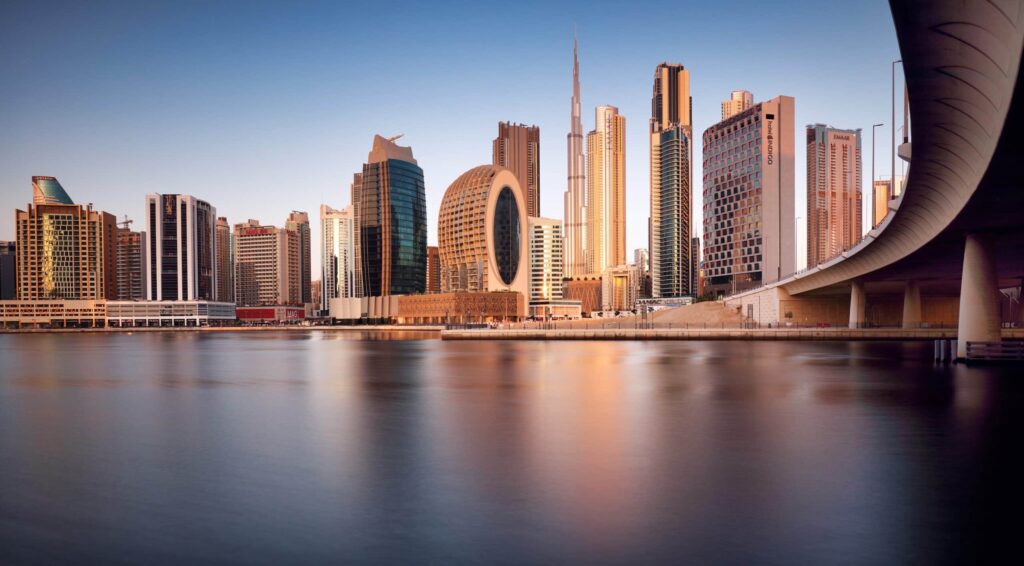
<box><xmin>0</xmin><ymin>0</ymin><xmax>902</xmax><ymax>275</ymax></box>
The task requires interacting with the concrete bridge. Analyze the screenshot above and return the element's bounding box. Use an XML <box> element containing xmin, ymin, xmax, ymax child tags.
<box><xmin>725</xmin><ymin>0</ymin><xmax>1024</xmax><ymax>357</ymax></box>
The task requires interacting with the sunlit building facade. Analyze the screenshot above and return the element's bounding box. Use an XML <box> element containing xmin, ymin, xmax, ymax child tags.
<box><xmin>426</xmin><ymin>246</ymin><xmax>441</xmax><ymax>294</ymax></box>
<box><xmin>806</xmin><ymin>124</ymin><xmax>863</xmax><ymax>267</ymax></box>
<box><xmin>438</xmin><ymin>165</ymin><xmax>528</xmax><ymax>317</ymax></box>
<box><xmin>143</xmin><ymin>194</ymin><xmax>217</xmax><ymax>301</ymax></box>
<box><xmin>702</xmin><ymin>95</ymin><xmax>796</xmax><ymax>296</ymax></box>
<box><xmin>233</xmin><ymin>219</ymin><xmax>301</xmax><ymax>306</ymax></box>
<box><xmin>528</xmin><ymin>217</ymin><xmax>564</xmax><ymax>302</ymax></box>
<box><xmin>286</xmin><ymin>211</ymin><xmax>311</xmax><ymax>304</ymax></box>
<box><xmin>721</xmin><ymin>90</ymin><xmax>753</xmax><ymax>120</ymax></box>
<box><xmin>563</xmin><ymin>37</ymin><xmax>587</xmax><ymax>279</ymax></box>
<box><xmin>586</xmin><ymin>105</ymin><xmax>626</xmax><ymax>274</ymax></box>
<box><xmin>320</xmin><ymin>204</ymin><xmax>356</xmax><ymax>311</ymax></box>
<box><xmin>116</xmin><ymin>226</ymin><xmax>143</xmax><ymax>300</ymax></box>
<box><xmin>493</xmin><ymin>122</ymin><xmax>540</xmax><ymax>217</ymax></box>
<box><xmin>358</xmin><ymin>135</ymin><xmax>427</xmax><ymax>296</ymax></box>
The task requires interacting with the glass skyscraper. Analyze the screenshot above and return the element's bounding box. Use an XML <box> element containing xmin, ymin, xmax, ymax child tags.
<box><xmin>358</xmin><ymin>135</ymin><xmax>427</xmax><ymax>296</ymax></box>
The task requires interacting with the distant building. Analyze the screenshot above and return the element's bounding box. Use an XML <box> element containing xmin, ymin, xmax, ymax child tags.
<box><xmin>586</xmin><ymin>105</ymin><xmax>627</xmax><ymax>274</ymax></box>
<box><xmin>116</xmin><ymin>225</ymin><xmax>144</xmax><ymax>300</ymax></box>
<box><xmin>438</xmin><ymin>165</ymin><xmax>529</xmax><ymax>317</ymax></box>
<box><xmin>564</xmin><ymin>37</ymin><xmax>587</xmax><ymax>279</ymax></box>
<box><xmin>358</xmin><ymin>135</ymin><xmax>426</xmax><ymax>296</ymax></box>
<box><xmin>493</xmin><ymin>122</ymin><xmax>540</xmax><ymax>217</ymax></box>
<box><xmin>426</xmin><ymin>246</ymin><xmax>441</xmax><ymax>294</ymax></box>
<box><xmin>215</xmin><ymin>216</ymin><xmax>234</xmax><ymax>303</ymax></box>
<box><xmin>721</xmin><ymin>90</ymin><xmax>753</xmax><ymax>120</ymax></box>
<box><xmin>320</xmin><ymin>204</ymin><xmax>356</xmax><ymax>311</ymax></box>
<box><xmin>563</xmin><ymin>275</ymin><xmax>602</xmax><ymax>316</ymax></box>
<box><xmin>143</xmin><ymin>194</ymin><xmax>217</xmax><ymax>301</ymax></box>
<box><xmin>650</xmin><ymin>63</ymin><xmax>694</xmax><ymax>299</ymax></box>
<box><xmin>18</xmin><ymin>179</ymin><xmax>118</xmax><ymax>300</ymax></box>
<box><xmin>702</xmin><ymin>94</ymin><xmax>795</xmax><ymax>296</ymax></box>
<box><xmin>350</xmin><ymin>172</ymin><xmax>365</xmax><ymax>298</ymax></box>
<box><xmin>872</xmin><ymin>179</ymin><xmax>891</xmax><ymax>228</ymax></box>
<box><xmin>528</xmin><ymin>217</ymin><xmax>564</xmax><ymax>303</ymax></box>
<box><xmin>691</xmin><ymin>237</ymin><xmax>703</xmax><ymax>297</ymax></box>
<box><xmin>233</xmin><ymin>219</ymin><xmax>302</xmax><ymax>306</ymax></box>
<box><xmin>601</xmin><ymin>264</ymin><xmax>640</xmax><ymax>312</ymax></box>
<box><xmin>311</xmin><ymin>280</ymin><xmax>322</xmax><ymax>310</ymax></box>
<box><xmin>634</xmin><ymin>248</ymin><xmax>652</xmax><ymax>299</ymax></box>
<box><xmin>806</xmin><ymin>124</ymin><xmax>863</xmax><ymax>268</ymax></box>
<box><xmin>286</xmin><ymin>211</ymin><xmax>311</xmax><ymax>304</ymax></box>
<box><xmin>0</xmin><ymin>242</ymin><xmax>15</xmax><ymax>300</ymax></box>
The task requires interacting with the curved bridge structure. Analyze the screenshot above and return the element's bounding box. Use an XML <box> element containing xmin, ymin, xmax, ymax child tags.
<box><xmin>726</xmin><ymin>0</ymin><xmax>1024</xmax><ymax>357</ymax></box>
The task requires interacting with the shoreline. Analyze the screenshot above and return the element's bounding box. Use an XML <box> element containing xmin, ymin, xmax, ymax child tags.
<box><xmin>0</xmin><ymin>325</ymin><xmax>444</xmax><ymax>335</ymax></box>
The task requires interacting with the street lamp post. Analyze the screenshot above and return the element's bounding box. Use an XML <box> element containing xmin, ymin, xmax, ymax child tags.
<box><xmin>872</xmin><ymin>122</ymin><xmax>884</xmax><ymax>227</ymax></box>
<box><xmin>892</xmin><ymin>59</ymin><xmax>902</xmax><ymax>200</ymax></box>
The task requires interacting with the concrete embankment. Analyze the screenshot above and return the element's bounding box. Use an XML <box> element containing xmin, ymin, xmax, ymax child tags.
<box><xmin>442</xmin><ymin>328</ymin><xmax>1024</xmax><ymax>341</ymax></box>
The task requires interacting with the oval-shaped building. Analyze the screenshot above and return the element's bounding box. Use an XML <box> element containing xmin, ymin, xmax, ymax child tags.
<box><xmin>438</xmin><ymin>165</ymin><xmax>529</xmax><ymax>307</ymax></box>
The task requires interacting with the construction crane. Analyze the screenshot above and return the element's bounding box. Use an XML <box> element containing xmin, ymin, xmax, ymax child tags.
<box><xmin>118</xmin><ymin>215</ymin><xmax>133</xmax><ymax>231</ymax></box>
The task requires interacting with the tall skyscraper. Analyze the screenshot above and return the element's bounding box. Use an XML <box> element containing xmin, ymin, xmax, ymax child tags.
<box><xmin>649</xmin><ymin>63</ymin><xmax>693</xmax><ymax>298</ymax></box>
<box><xmin>358</xmin><ymin>135</ymin><xmax>427</xmax><ymax>296</ymax></box>
<box><xmin>528</xmin><ymin>217</ymin><xmax>564</xmax><ymax>302</ymax></box>
<box><xmin>116</xmin><ymin>224</ymin><xmax>144</xmax><ymax>300</ymax></box>
<box><xmin>586</xmin><ymin>105</ymin><xmax>626</xmax><ymax>274</ymax></box>
<box><xmin>215</xmin><ymin>216</ymin><xmax>234</xmax><ymax>303</ymax></box>
<box><xmin>286</xmin><ymin>211</ymin><xmax>311</xmax><ymax>304</ymax></box>
<box><xmin>320</xmin><ymin>204</ymin><xmax>356</xmax><ymax>311</ymax></box>
<box><xmin>350</xmin><ymin>172</ymin><xmax>364</xmax><ymax>298</ymax></box>
<box><xmin>806</xmin><ymin>124</ymin><xmax>863</xmax><ymax>268</ymax></box>
<box><xmin>493</xmin><ymin>122</ymin><xmax>540</xmax><ymax>217</ymax></box>
<box><xmin>702</xmin><ymin>95</ymin><xmax>795</xmax><ymax>296</ymax></box>
<box><xmin>721</xmin><ymin>90</ymin><xmax>753</xmax><ymax>120</ymax></box>
<box><xmin>143</xmin><ymin>194</ymin><xmax>217</xmax><ymax>301</ymax></box>
<box><xmin>426</xmin><ymin>246</ymin><xmax>441</xmax><ymax>294</ymax></box>
<box><xmin>17</xmin><ymin>179</ymin><xmax>118</xmax><ymax>300</ymax></box>
<box><xmin>233</xmin><ymin>219</ymin><xmax>301</xmax><ymax>306</ymax></box>
<box><xmin>563</xmin><ymin>36</ymin><xmax>587</xmax><ymax>279</ymax></box>
<box><xmin>0</xmin><ymin>242</ymin><xmax>14</xmax><ymax>300</ymax></box>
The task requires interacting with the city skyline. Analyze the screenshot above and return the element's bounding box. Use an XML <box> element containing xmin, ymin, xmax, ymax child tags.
<box><xmin>0</xmin><ymin>0</ymin><xmax>902</xmax><ymax>278</ymax></box>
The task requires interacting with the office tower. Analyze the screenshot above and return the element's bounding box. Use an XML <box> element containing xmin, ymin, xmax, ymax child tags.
<box><xmin>528</xmin><ymin>217</ymin><xmax>564</xmax><ymax>302</ymax></box>
<box><xmin>16</xmin><ymin>179</ymin><xmax>118</xmax><ymax>300</ymax></box>
<box><xmin>426</xmin><ymin>246</ymin><xmax>441</xmax><ymax>294</ymax></box>
<box><xmin>806</xmin><ymin>124</ymin><xmax>863</xmax><ymax>267</ymax></box>
<box><xmin>691</xmin><ymin>237</ymin><xmax>702</xmax><ymax>297</ymax></box>
<box><xmin>493</xmin><ymin>122</ymin><xmax>540</xmax><ymax>217</ymax></box>
<box><xmin>350</xmin><ymin>172</ymin><xmax>364</xmax><ymax>298</ymax></box>
<box><xmin>702</xmin><ymin>95</ymin><xmax>795</xmax><ymax>296</ymax></box>
<box><xmin>721</xmin><ymin>90</ymin><xmax>753</xmax><ymax>120</ymax></box>
<box><xmin>0</xmin><ymin>242</ymin><xmax>16</xmax><ymax>300</ymax></box>
<box><xmin>586</xmin><ymin>105</ymin><xmax>626</xmax><ymax>274</ymax></box>
<box><xmin>358</xmin><ymin>135</ymin><xmax>427</xmax><ymax>296</ymax></box>
<box><xmin>649</xmin><ymin>63</ymin><xmax>693</xmax><ymax>298</ymax></box>
<box><xmin>233</xmin><ymin>219</ymin><xmax>301</xmax><ymax>306</ymax></box>
<box><xmin>286</xmin><ymin>211</ymin><xmax>311</xmax><ymax>304</ymax></box>
<box><xmin>31</xmin><ymin>176</ymin><xmax>73</xmax><ymax>205</ymax></box>
<box><xmin>116</xmin><ymin>224</ymin><xmax>144</xmax><ymax>300</ymax></box>
<box><xmin>438</xmin><ymin>165</ymin><xmax>529</xmax><ymax>314</ymax></box>
<box><xmin>634</xmin><ymin>247</ymin><xmax>651</xmax><ymax>299</ymax></box>
<box><xmin>563</xmin><ymin>36</ymin><xmax>587</xmax><ymax>278</ymax></box>
<box><xmin>215</xmin><ymin>217</ymin><xmax>234</xmax><ymax>303</ymax></box>
<box><xmin>872</xmin><ymin>179</ymin><xmax>891</xmax><ymax>227</ymax></box>
<box><xmin>321</xmin><ymin>204</ymin><xmax>356</xmax><ymax>311</ymax></box>
<box><xmin>143</xmin><ymin>194</ymin><xmax>217</xmax><ymax>301</ymax></box>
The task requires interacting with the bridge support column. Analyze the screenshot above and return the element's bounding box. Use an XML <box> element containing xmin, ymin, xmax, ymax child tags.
<box><xmin>849</xmin><ymin>280</ymin><xmax>866</xmax><ymax>329</ymax></box>
<box><xmin>957</xmin><ymin>234</ymin><xmax>1001</xmax><ymax>358</ymax></box>
<box><xmin>902</xmin><ymin>280</ymin><xmax>921</xmax><ymax>329</ymax></box>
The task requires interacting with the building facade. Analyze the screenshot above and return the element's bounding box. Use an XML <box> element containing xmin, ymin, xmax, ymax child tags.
<box><xmin>806</xmin><ymin>124</ymin><xmax>863</xmax><ymax>268</ymax></box>
<box><xmin>320</xmin><ymin>204</ymin><xmax>356</xmax><ymax>312</ymax></box>
<box><xmin>528</xmin><ymin>217</ymin><xmax>564</xmax><ymax>303</ymax></box>
<box><xmin>286</xmin><ymin>211</ymin><xmax>311</xmax><ymax>304</ymax></box>
<box><xmin>426</xmin><ymin>246</ymin><xmax>441</xmax><ymax>294</ymax></box>
<box><xmin>563</xmin><ymin>275</ymin><xmax>602</xmax><ymax>316</ymax></box>
<box><xmin>601</xmin><ymin>264</ymin><xmax>641</xmax><ymax>312</ymax></box>
<box><xmin>563</xmin><ymin>37</ymin><xmax>587</xmax><ymax>279</ymax></box>
<box><xmin>17</xmin><ymin>179</ymin><xmax>118</xmax><ymax>300</ymax></box>
<box><xmin>116</xmin><ymin>226</ymin><xmax>143</xmax><ymax>300</ymax></box>
<box><xmin>437</xmin><ymin>165</ymin><xmax>529</xmax><ymax>316</ymax></box>
<box><xmin>649</xmin><ymin>63</ymin><xmax>693</xmax><ymax>299</ymax></box>
<box><xmin>233</xmin><ymin>219</ymin><xmax>301</xmax><ymax>306</ymax></box>
<box><xmin>215</xmin><ymin>216</ymin><xmax>234</xmax><ymax>303</ymax></box>
<box><xmin>586</xmin><ymin>105</ymin><xmax>626</xmax><ymax>274</ymax></box>
<box><xmin>143</xmin><ymin>194</ymin><xmax>217</xmax><ymax>301</ymax></box>
<box><xmin>493</xmin><ymin>122</ymin><xmax>540</xmax><ymax>217</ymax></box>
<box><xmin>702</xmin><ymin>95</ymin><xmax>796</xmax><ymax>296</ymax></box>
<box><xmin>0</xmin><ymin>242</ymin><xmax>16</xmax><ymax>300</ymax></box>
<box><xmin>358</xmin><ymin>135</ymin><xmax>427</xmax><ymax>296</ymax></box>
<box><xmin>350</xmin><ymin>172</ymin><xmax>364</xmax><ymax>298</ymax></box>
<box><xmin>873</xmin><ymin>179</ymin><xmax>891</xmax><ymax>228</ymax></box>
<box><xmin>721</xmin><ymin>90</ymin><xmax>753</xmax><ymax>120</ymax></box>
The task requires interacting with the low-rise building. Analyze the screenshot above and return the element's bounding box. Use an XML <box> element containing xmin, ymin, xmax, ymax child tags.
<box><xmin>563</xmin><ymin>275</ymin><xmax>602</xmax><ymax>316</ymax></box>
<box><xmin>106</xmin><ymin>301</ymin><xmax>236</xmax><ymax>327</ymax></box>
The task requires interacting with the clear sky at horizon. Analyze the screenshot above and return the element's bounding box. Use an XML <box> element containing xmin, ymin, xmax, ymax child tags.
<box><xmin>0</xmin><ymin>0</ymin><xmax>903</xmax><ymax>277</ymax></box>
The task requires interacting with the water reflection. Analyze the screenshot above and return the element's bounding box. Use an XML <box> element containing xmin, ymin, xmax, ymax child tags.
<box><xmin>0</xmin><ymin>333</ymin><xmax>1019</xmax><ymax>564</ymax></box>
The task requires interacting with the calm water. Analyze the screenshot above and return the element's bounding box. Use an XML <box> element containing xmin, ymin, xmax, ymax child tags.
<box><xmin>0</xmin><ymin>332</ymin><xmax>1020</xmax><ymax>565</ymax></box>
